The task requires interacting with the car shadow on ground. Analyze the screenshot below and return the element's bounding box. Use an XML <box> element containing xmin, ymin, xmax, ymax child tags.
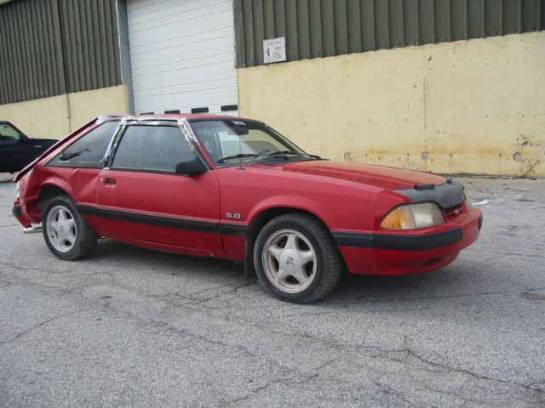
<box><xmin>91</xmin><ymin>238</ymin><xmax>476</xmax><ymax>307</ymax></box>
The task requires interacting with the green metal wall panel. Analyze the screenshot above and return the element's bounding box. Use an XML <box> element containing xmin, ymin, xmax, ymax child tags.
<box><xmin>234</xmin><ymin>0</ymin><xmax>545</xmax><ymax>67</ymax></box>
<box><xmin>0</xmin><ymin>0</ymin><xmax>121</xmax><ymax>105</ymax></box>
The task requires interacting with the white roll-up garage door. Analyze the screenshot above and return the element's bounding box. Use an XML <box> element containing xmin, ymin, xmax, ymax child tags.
<box><xmin>127</xmin><ymin>0</ymin><xmax>238</xmax><ymax>115</ymax></box>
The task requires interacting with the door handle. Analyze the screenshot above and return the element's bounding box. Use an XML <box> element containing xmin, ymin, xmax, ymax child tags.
<box><xmin>101</xmin><ymin>177</ymin><xmax>116</xmax><ymax>185</ymax></box>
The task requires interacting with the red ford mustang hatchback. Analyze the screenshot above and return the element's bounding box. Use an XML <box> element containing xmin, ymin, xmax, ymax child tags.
<box><xmin>13</xmin><ymin>114</ymin><xmax>482</xmax><ymax>303</ymax></box>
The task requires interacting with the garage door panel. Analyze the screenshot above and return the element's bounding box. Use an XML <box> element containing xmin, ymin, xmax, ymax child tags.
<box><xmin>129</xmin><ymin>32</ymin><xmax>234</xmax><ymax>65</ymax></box>
<box><xmin>135</xmin><ymin>76</ymin><xmax>237</xmax><ymax>98</ymax></box>
<box><xmin>132</xmin><ymin>57</ymin><xmax>235</xmax><ymax>82</ymax></box>
<box><xmin>127</xmin><ymin>0</ymin><xmax>237</xmax><ymax>114</ymax></box>
<box><xmin>129</xmin><ymin>2</ymin><xmax>232</xmax><ymax>32</ymax></box>
<box><xmin>132</xmin><ymin>38</ymin><xmax>233</xmax><ymax>71</ymax></box>
<box><xmin>128</xmin><ymin>0</ymin><xmax>229</xmax><ymax>27</ymax></box>
<box><xmin>129</xmin><ymin>12</ymin><xmax>233</xmax><ymax>49</ymax></box>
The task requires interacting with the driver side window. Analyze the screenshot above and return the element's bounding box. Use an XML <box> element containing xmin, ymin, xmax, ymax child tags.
<box><xmin>0</xmin><ymin>123</ymin><xmax>21</xmax><ymax>146</ymax></box>
<box><xmin>111</xmin><ymin>125</ymin><xmax>195</xmax><ymax>173</ymax></box>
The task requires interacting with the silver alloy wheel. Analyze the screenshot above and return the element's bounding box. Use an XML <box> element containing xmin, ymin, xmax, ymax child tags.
<box><xmin>46</xmin><ymin>205</ymin><xmax>77</xmax><ymax>253</ymax></box>
<box><xmin>262</xmin><ymin>229</ymin><xmax>318</xmax><ymax>294</ymax></box>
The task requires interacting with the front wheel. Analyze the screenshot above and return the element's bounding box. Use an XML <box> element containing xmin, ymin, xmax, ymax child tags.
<box><xmin>253</xmin><ymin>214</ymin><xmax>343</xmax><ymax>303</ymax></box>
<box><xmin>42</xmin><ymin>195</ymin><xmax>97</xmax><ymax>260</ymax></box>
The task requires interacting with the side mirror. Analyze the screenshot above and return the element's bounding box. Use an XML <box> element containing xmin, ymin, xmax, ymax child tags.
<box><xmin>175</xmin><ymin>157</ymin><xmax>207</xmax><ymax>176</ymax></box>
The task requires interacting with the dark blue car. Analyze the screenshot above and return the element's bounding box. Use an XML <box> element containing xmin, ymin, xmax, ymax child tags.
<box><xmin>0</xmin><ymin>121</ymin><xmax>56</xmax><ymax>173</ymax></box>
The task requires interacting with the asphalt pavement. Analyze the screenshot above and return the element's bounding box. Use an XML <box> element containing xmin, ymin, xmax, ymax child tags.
<box><xmin>0</xmin><ymin>176</ymin><xmax>544</xmax><ymax>407</ymax></box>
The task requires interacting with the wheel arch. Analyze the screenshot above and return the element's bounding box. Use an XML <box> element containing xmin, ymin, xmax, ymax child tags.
<box><xmin>35</xmin><ymin>182</ymin><xmax>73</xmax><ymax>219</ymax></box>
<box><xmin>244</xmin><ymin>205</ymin><xmax>338</xmax><ymax>275</ymax></box>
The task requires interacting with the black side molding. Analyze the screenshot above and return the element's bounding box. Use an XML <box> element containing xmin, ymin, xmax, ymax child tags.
<box><xmin>77</xmin><ymin>205</ymin><xmax>247</xmax><ymax>237</ymax></box>
<box><xmin>218</xmin><ymin>224</ymin><xmax>247</xmax><ymax>236</ymax></box>
<box><xmin>333</xmin><ymin>229</ymin><xmax>463</xmax><ymax>250</ymax></box>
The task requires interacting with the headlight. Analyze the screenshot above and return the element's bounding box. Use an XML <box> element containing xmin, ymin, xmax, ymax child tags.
<box><xmin>15</xmin><ymin>182</ymin><xmax>20</xmax><ymax>200</ymax></box>
<box><xmin>381</xmin><ymin>203</ymin><xmax>444</xmax><ymax>230</ymax></box>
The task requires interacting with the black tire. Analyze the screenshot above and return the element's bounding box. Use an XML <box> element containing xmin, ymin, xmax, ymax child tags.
<box><xmin>253</xmin><ymin>213</ymin><xmax>343</xmax><ymax>303</ymax></box>
<box><xmin>41</xmin><ymin>195</ymin><xmax>97</xmax><ymax>260</ymax></box>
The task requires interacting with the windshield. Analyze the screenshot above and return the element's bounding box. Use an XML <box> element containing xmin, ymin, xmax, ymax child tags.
<box><xmin>189</xmin><ymin>120</ymin><xmax>311</xmax><ymax>165</ymax></box>
<box><xmin>0</xmin><ymin>122</ymin><xmax>22</xmax><ymax>143</ymax></box>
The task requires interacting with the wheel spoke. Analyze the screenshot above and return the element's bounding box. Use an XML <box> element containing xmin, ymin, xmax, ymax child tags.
<box><xmin>284</xmin><ymin>233</ymin><xmax>297</xmax><ymax>250</ymax></box>
<box><xmin>49</xmin><ymin>220</ymin><xmax>59</xmax><ymax>234</ymax></box>
<box><xmin>292</xmin><ymin>268</ymin><xmax>309</xmax><ymax>285</ymax></box>
<box><xmin>65</xmin><ymin>228</ymin><xmax>77</xmax><ymax>243</ymax></box>
<box><xmin>298</xmin><ymin>250</ymin><xmax>315</xmax><ymax>265</ymax></box>
<box><xmin>268</xmin><ymin>245</ymin><xmax>283</xmax><ymax>261</ymax></box>
<box><xmin>49</xmin><ymin>231</ymin><xmax>59</xmax><ymax>243</ymax></box>
<box><xmin>276</xmin><ymin>267</ymin><xmax>290</xmax><ymax>282</ymax></box>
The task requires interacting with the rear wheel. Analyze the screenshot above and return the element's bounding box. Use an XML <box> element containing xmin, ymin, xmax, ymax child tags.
<box><xmin>42</xmin><ymin>195</ymin><xmax>97</xmax><ymax>260</ymax></box>
<box><xmin>253</xmin><ymin>214</ymin><xmax>343</xmax><ymax>303</ymax></box>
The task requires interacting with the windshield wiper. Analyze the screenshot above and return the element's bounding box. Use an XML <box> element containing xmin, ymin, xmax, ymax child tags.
<box><xmin>218</xmin><ymin>150</ymin><xmax>320</xmax><ymax>165</ymax></box>
<box><xmin>269</xmin><ymin>150</ymin><xmax>302</xmax><ymax>156</ymax></box>
<box><xmin>60</xmin><ymin>147</ymin><xmax>91</xmax><ymax>161</ymax></box>
<box><xmin>258</xmin><ymin>150</ymin><xmax>314</xmax><ymax>160</ymax></box>
<box><xmin>275</xmin><ymin>151</ymin><xmax>324</xmax><ymax>160</ymax></box>
<box><xmin>60</xmin><ymin>151</ymin><xmax>82</xmax><ymax>161</ymax></box>
<box><xmin>217</xmin><ymin>153</ymin><xmax>259</xmax><ymax>163</ymax></box>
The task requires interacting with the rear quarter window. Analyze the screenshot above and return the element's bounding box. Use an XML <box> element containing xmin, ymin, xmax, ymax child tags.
<box><xmin>49</xmin><ymin>121</ymin><xmax>119</xmax><ymax>168</ymax></box>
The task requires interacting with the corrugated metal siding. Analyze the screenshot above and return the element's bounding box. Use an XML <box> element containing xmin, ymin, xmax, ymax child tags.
<box><xmin>234</xmin><ymin>0</ymin><xmax>545</xmax><ymax>67</ymax></box>
<box><xmin>0</xmin><ymin>0</ymin><xmax>121</xmax><ymax>105</ymax></box>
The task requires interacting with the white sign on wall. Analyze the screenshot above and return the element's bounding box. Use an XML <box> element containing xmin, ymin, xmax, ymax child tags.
<box><xmin>263</xmin><ymin>37</ymin><xmax>287</xmax><ymax>64</ymax></box>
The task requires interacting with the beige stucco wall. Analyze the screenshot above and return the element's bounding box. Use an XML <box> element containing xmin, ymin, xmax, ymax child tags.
<box><xmin>68</xmin><ymin>85</ymin><xmax>129</xmax><ymax>132</ymax></box>
<box><xmin>0</xmin><ymin>94</ymin><xmax>70</xmax><ymax>139</ymax></box>
<box><xmin>0</xmin><ymin>85</ymin><xmax>129</xmax><ymax>139</ymax></box>
<box><xmin>239</xmin><ymin>32</ymin><xmax>545</xmax><ymax>177</ymax></box>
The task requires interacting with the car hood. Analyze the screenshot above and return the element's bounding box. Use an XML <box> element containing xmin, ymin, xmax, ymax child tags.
<box><xmin>281</xmin><ymin>160</ymin><xmax>446</xmax><ymax>190</ymax></box>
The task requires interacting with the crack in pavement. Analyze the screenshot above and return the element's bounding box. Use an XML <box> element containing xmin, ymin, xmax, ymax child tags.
<box><xmin>324</xmin><ymin>286</ymin><xmax>545</xmax><ymax>309</ymax></box>
<box><xmin>0</xmin><ymin>310</ymin><xmax>80</xmax><ymax>345</ymax></box>
<box><xmin>206</xmin><ymin>315</ymin><xmax>545</xmax><ymax>405</ymax></box>
<box><xmin>168</xmin><ymin>281</ymin><xmax>257</xmax><ymax>306</ymax></box>
<box><xmin>221</xmin><ymin>357</ymin><xmax>339</xmax><ymax>407</ymax></box>
<box><xmin>359</xmin><ymin>337</ymin><xmax>545</xmax><ymax>406</ymax></box>
<box><xmin>507</xmin><ymin>252</ymin><xmax>545</xmax><ymax>260</ymax></box>
<box><xmin>373</xmin><ymin>381</ymin><xmax>427</xmax><ymax>408</ymax></box>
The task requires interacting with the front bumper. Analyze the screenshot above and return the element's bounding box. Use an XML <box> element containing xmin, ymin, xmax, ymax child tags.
<box><xmin>335</xmin><ymin>208</ymin><xmax>483</xmax><ymax>276</ymax></box>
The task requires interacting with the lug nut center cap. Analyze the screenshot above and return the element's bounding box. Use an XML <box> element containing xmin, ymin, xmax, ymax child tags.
<box><xmin>280</xmin><ymin>249</ymin><xmax>301</xmax><ymax>272</ymax></box>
